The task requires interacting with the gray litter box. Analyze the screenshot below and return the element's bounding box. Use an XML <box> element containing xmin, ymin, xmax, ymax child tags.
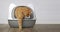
<box><xmin>8</xmin><ymin>6</ymin><xmax>36</xmax><ymax>28</ymax></box>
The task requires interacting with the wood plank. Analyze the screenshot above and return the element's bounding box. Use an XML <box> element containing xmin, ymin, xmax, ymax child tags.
<box><xmin>0</xmin><ymin>24</ymin><xmax>10</xmax><ymax>32</ymax></box>
<box><xmin>9</xmin><ymin>28</ymin><xmax>16</xmax><ymax>32</ymax></box>
<box><xmin>9</xmin><ymin>28</ymin><xmax>37</xmax><ymax>32</ymax></box>
<box><xmin>1</xmin><ymin>24</ymin><xmax>60</xmax><ymax>32</ymax></box>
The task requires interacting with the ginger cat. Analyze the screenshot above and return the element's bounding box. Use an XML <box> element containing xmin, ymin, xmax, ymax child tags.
<box><xmin>14</xmin><ymin>6</ymin><xmax>31</xmax><ymax>32</ymax></box>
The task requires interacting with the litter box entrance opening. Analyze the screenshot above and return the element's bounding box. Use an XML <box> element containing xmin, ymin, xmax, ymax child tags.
<box><xmin>14</xmin><ymin>6</ymin><xmax>32</xmax><ymax>19</ymax></box>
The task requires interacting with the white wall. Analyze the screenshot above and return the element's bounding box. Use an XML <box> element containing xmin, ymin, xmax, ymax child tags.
<box><xmin>0</xmin><ymin>0</ymin><xmax>60</xmax><ymax>24</ymax></box>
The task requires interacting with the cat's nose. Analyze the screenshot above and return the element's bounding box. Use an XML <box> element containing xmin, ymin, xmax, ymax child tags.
<box><xmin>27</xmin><ymin>14</ymin><xmax>29</xmax><ymax>15</ymax></box>
<box><xmin>27</xmin><ymin>14</ymin><xmax>30</xmax><ymax>17</ymax></box>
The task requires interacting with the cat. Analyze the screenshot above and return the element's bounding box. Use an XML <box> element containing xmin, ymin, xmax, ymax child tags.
<box><xmin>14</xmin><ymin>6</ymin><xmax>31</xmax><ymax>32</ymax></box>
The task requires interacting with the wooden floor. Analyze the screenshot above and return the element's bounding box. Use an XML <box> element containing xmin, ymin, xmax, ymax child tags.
<box><xmin>0</xmin><ymin>24</ymin><xmax>60</xmax><ymax>32</ymax></box>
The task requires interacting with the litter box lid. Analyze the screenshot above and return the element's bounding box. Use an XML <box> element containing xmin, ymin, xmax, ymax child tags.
<box><xmin>8</xmin><ymin>3</ymin><xmax>35</xmax><ymax>20</ymax></box>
